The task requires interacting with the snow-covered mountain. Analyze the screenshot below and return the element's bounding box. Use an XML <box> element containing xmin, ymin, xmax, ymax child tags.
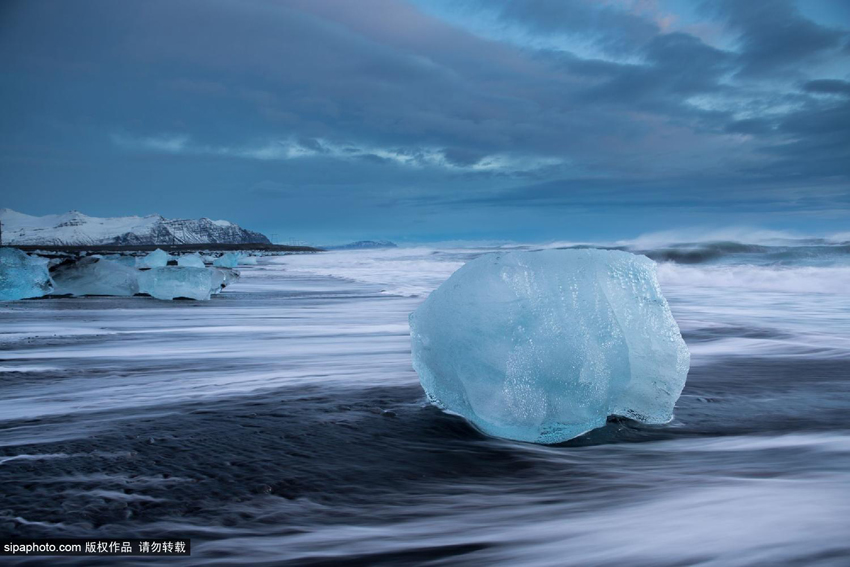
<box><xmin>0</xmin><ymin>209</ymin><xmax>271</xmax><ymax>246</ymax></box>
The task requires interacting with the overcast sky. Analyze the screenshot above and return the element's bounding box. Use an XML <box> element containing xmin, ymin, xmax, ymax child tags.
<box><xmin>1</xmin><ymin>0</ymin><xmax>849</xmax><ymax>243</ymax></box>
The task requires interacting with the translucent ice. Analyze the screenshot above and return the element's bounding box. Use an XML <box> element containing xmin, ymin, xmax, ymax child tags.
<box><xmin>210</xmin><ymin>267</ymin><xmax>239</xmax><ymax>294</ymax></box>
<box><xmin>137</xmin><ymin>248</ymin><xmax>171</xmax><ymax>268</ymax></box>
<box><xmin>0</xmin><ymin>247</ymin><xmax>54</xmax><ymax>301</ymax></box>
<box><xmin>138</xmin><ymin>267</ymin><xmax>214</xmax><ymax>301</ymax></box>
<box><xmin>214</xmin><ymin>252</ymin><xmax>242</xmax><ymax>268</ymax></box>
<box><xmin>52</xmin><ymin>257</ymin><xmax>139</xmax><ymax>297</ymax></box>
<box><xmin>239</xmin><ymin>255</ymin><xmax>258</xmax><ymax>265</ymax></box>
<box><xmin>177</xmin><ymin>253</ymin><xmax>206</xmax><ymax>268</ymax></box>
<box><xmin>409</xmin><ymin>249</ymin><xmax>690</xmax><ymax>444</ymax></box>
<box><xmin>103</xmin><ymin>254</ymin><xmax>138</xmax><ymax>267</ymax></box>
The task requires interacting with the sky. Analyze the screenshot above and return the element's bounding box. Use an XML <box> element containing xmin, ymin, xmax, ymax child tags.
<box><xmin>1</xmin><ymin>0</ymin><xmax>849</xmax><ymax>244</ymax></box>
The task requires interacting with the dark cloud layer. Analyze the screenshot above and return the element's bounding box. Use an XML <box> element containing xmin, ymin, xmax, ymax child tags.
<box><xmin>707</xmin><ymin>0</ymin><xmax>846</xmax><ymax>77</ymax></box>
<box><xmin>0</xmin><ymin>0</ymin><xmax>848</xmax><ymax>242</ymax></box>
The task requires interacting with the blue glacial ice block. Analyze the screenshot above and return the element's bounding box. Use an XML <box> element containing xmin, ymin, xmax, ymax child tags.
<box><xmin>52</xmin><ymin>257</ymin><xmax>140</xmax><ymax>296</ymax></box>
<box><xmin>138</xmin><ymin>266</ymin><xmax>214</xmax><ymax>300</ymax></box>
<box><xmin>103</xmin><ymin>254</ymin><xmax>138</xmax><ymax>267</ymax></box>
<box><xmin>177</xmin><ymin>253</ymin><xmax>206</xmax><ymax>268</ymax></box>
<box><xmin>0</xmin><ymin>247</ymin><xmax>54</xmax><ymax>301</ymax></box>
<box><xmin>137</xmin><ymin>248</ymin><xmax>171</xmax><ymax>268</ymax></box>
<box><xmin>408</xmin><ymin>249</ymin><xmax>690</xmax><ymax>444</ymax></box>
<box><xmin>210</xmin><ymin>267</ymin><xmax>239</xmax><ymax>294</ymax></box>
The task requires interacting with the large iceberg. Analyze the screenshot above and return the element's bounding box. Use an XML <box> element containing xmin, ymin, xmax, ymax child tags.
<box><xmin>138</xmin><ymin>267</ymin><xmax>214</xmax><ymax>301</ymax></box>
<box><xmin>52</xmin><ymin>257</ymin><xmax>139</xmax><ymax>296</ymax></box>
<box><xmin>409</xmin><ymin>249</ymin><xmax>689</xmax><ymax>444</ymax></box>
<box><xmin>0</xmin><ymin>247</ymin><xmax>54</xmax><ymax>301</ymax></box>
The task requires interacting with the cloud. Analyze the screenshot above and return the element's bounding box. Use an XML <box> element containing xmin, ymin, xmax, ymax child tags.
<box><xmin>38</xmin><ymin>0</ymin><xmax>850</xmax><ymax>185</ymax></box>
<box><xmin>111</xmin><ymin>132</ymin><xmax>565</xmax><ymax>174</ymax></box>
<box><xmin>112</xmin><ymin>133</ymin><xmax>190</xmax><ymax>153</ymax></box>
<box><xmin>803</xmin><ymin>79</ymin><xmax>850</xmax><ymax>96</ymax></box>
<box><xmin>496</xmin><ymin>0</ymin><xmax>661</xmax><ymax>58</ymax></box>
<box><xmin>705</xmin><ymin>0</ymin><xmax>848</xmax><ymax>78</ymax></box>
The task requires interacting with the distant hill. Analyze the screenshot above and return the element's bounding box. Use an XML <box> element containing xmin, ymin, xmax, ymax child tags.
<box><xmin>324</xmin><ymin>240</ymin><xmax>398</xmax><ymax>250</ymax></box>
<box><xmin>0</xmin><ymin>209</ymin><xmax>270</xmax><ymax>246</ymax></box>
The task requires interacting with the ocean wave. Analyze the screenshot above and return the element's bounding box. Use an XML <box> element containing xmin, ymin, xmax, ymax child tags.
<box><xmin>280</xmin><ymin>242</ymin><xmax>850</xmax><ymax>301</ymax></box>
<box><xmin>276</xmin><ymin>248</ymin><xmax>471</xmax><ymax>296</ymax></box>
<box><xmin>639</xmin><ymin>242</ymin><xmax>850</xmax><ymax>266</ymax></box>
<box><xmin>657</xmin><ymin>263</ymin><xmax>850</xmax><ymax>294</ymax></box>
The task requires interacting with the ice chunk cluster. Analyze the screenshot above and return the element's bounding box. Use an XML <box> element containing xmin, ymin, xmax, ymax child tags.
<box><xmin>52</xmin><ymin>257</ymin><xmax>139</xmax><ymax>297</ymax></box>
<box><xmin>50</xmin><ymin>252</ymin><xmax>240</xmax><ymax>300</ymax></box>
<box><xmin>0</xmin><ymin>247</ymin><xmax>54</xmax><ymax>301</ymax></box>
<box><xmin>0</xmin><ymin>247</ymin><xmax>244</xmax><ymax>302</ymax></box>
<box><xmin>409</xmin><ymin>249</ymin><xmax>690</xmax><ymax>444</ymax></box>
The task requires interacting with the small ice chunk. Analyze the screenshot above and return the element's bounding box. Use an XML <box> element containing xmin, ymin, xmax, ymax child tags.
<box><xmin>177</xmin><ymin>253</ymin><xmax>206</xmax><ymax>268</ymax></box>
<box><xmin>239</xmin><ymin>255</ymin><xmax>258</xmax><ymax>265</ymax></box>
<box><xmin>0</xmin><ymin>247</ymin><xmax>54</xmax><ymax>301</ymax></box>
<box><xmin>209</xmin><ymin>267</ymin><xmax>239</xmax><ymax>294</ymax></box>
<box><xmin>52</xmin><ymin>257</ymin><xmax>139</xmax><ymax>297</ymax></box>
<box><xmin>210</xmin><ymin>269</ymin><xmax>225</xmax><ymax>294</ymax></box>
<box><xmin>214</xmin><ymin>252</ymin><xmax>242</xmax><ymax>268</ymax></box>
<box><xmin>137</xmin><ymin>248</ymin><xmax>171</xmax><ymax>268</ymax></box>
<box><xmin>409</xmin><ymin>249</ymin><xmax>690</xmax><ymax>444</ymax></box>
<box><xmin>138</xmin><ymin>267</ymin><xmax>214</xmax><ymax>301</ymax></box>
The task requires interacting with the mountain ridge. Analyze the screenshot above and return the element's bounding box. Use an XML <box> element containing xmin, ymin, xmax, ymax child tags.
<box><xmin>0</xmin><ymin>209</ymin><xmax>270</xmax><ymax>246</ymax></box>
